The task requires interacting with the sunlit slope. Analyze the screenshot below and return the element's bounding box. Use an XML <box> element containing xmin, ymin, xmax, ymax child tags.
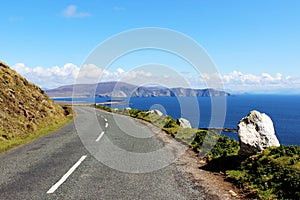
<box><xmin>0</xmin><ymin>62</ymin><xmax>66</xmax><ymax>141</ymax></box>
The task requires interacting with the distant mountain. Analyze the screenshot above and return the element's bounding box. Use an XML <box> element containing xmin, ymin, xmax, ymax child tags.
<box><xmin>46</xmin><ymin>81</ymin><xmax>230</xmax><ymax>98</ymax></box>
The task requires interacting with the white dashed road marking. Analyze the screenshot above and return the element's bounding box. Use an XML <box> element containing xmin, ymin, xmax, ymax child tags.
<box><xmin>46</xmin><ymin>155</ymin><xmax>87</xmax><ymax>194</ymax></box>
<box><xmin>96</xmin><ymin>131</ymin><xmax>105</xmax><ymax>142</ymax></box>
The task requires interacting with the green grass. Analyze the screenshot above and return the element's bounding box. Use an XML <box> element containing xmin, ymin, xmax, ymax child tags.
<box><xmin>226</xmin><ymin>145</ymin><xmax>300</xmax><ymax>199</ymax></box>
<box><xmin>0</xmin><ymin>115</ymin><xmax>73</xmax><ymax>153</ymax></box>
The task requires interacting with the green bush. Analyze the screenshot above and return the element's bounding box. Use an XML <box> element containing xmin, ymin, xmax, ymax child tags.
<box><xmin>190</xmin><ymin>130</ymin><xmax>239</xmax><ymax>160</ymax></box>
<box><xmin>227</xmin><ymin>145</ymin><xmax>300</xmax><ymax>199</ymax></box>
<box><xmin>128</xmin><ymin>109</ymin><xmax>142</xmax><ymax>118</ymax></box>
<box><xmin>190</xmin><ymin>130</ymin><xmax>208</xmax><ymax>150</ymax></box>
<box><xmin>95</xmin><ymin>105</ymin><xmax>112</xmax><ymax>112</ymax></box>
<box><xmin>209</xmin><ymin>136</ymin><xmax>240</xmax><ymax>159</ymax></box>
<box><xmin>163</xmin><ymin>117</ymin><xmax>178</xmax><ymax>128</ymax></box>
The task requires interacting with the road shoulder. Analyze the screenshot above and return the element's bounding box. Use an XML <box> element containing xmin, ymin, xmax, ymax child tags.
<box><xmin>129</xmin><ymin>115</ymin><xmax>243</xmax><ymax>199</ymax></box>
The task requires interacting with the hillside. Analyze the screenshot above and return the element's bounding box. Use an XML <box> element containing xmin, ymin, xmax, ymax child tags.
<box><xmin>46</xmin><ymin>81</ymin><xmax>230</xmax><ymax>97</ymax></box>
<box><xmin>0</xmin><ymin>62</ymin><xmax>67</xmax><ymax>142</ymax></box>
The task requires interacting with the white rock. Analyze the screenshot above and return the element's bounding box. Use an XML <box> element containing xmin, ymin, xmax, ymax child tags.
<box><xmin>238</xmin><ymin>110</ymin><xmax>280</xmax><ymax>156</ymax></box>
<box><xmin>146</xmin><ymin>109</ymin><xmax>163</xmax><ymax>116</ymax></box>
<box><xmin>177</xmin><ymin>118</ymin><xmax>192</xmax><ymax>128</ymax></box>
<box><xmin>229</xmin><ymin>190</ymin><xmax>238</xmax><ymax>197</ymax></box>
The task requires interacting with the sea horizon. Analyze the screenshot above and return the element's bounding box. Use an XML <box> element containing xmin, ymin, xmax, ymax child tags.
<box><xmin>53</xmin><ymin>94</ymin><xmax>300</xmax><ymax>146</ymax></box>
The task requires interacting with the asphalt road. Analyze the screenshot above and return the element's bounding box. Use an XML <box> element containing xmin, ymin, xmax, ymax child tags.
<box><xmin>0</xmin><ymin>106</ymin><xmax>207</xmax><ymax>199</ymax></box>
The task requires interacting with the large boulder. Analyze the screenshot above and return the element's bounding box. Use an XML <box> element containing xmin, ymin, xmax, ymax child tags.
<box><xmin>177</xmin><ymin>118</ymin><xmax>192</xmax><ymax>128</ymax></box>
<box><xmin>238</xmin><ymin>110</ymin><xmax>280</xmax><ymax>156</ymax></box>
<box><xmin>146</xmin><ymin>109</ymin><xmax>163</xmax><ymax>116</ymax></box>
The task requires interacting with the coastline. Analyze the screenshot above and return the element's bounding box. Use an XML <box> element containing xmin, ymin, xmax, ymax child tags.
<box><xmin>52</xmin><ymin>95</ymin><xmax>300</xmax><ymax>146</ymax></box>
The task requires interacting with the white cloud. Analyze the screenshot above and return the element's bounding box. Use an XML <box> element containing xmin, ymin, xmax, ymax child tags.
<box><xmin>183</xmin><ymin>70</ymin><xmax>300</xmax><ymax>94</ymax></box>
<box><xmin>11</xmin><ymin>63</ymin><xmax>300</xmax><ymax>94</ymax></box>
<box><xmin>219</xmin><ymin>71</ymin><xmax>300</xmax><ymax>93</ymax></box>
<box><xmin>62</xmin><ymin>5</ymin><xmax>90</xmax><ymax>18</ymax></box>
<box><xmin>12</xmin><ymin>63</ymin><xmax>80</xmax><ymax>89</ymax></box>
<box><xmin>76</xmin><ymin>64</ymin><xmax>156</xmax><ymax>86</ymax></box>
<box><xmin>12</xmin><ymin>63</ymin><xmax>155</xmax><ymax>89</ymax></box>
<box><xmin>116</xmin><ymin>68</ymin><xmax>125</xmax><ymax>74</ymax></box>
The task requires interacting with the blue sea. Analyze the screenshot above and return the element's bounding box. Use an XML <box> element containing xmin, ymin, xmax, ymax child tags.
<box><xmin>54</xmin><ymin>95</ymin><xmax>300</xmax><ymax>146</ymax></box>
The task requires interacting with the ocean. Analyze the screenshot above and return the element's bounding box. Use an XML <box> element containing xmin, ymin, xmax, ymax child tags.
<box><xmin>54</xmin><ymin>95</ymin><xmax>300</xmax><ymax>146</ymax></box>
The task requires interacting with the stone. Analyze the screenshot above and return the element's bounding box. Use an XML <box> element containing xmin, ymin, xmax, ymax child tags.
<box><xmin>229</xmin><ymin>190</ymin><xmax>238</xmax><ymax>197</ymax></box>
<box><xmin>238</xmin><ymin>110</ymin><xmax>280</xmax><ymax>156</ymax></box>
<box><xmin>8</xmin><ymin>88</ymin><xmax>15</xmax><ymax>94</ymax></box>
<box><xmin>146</xmin><ymin>109</ymin><xmax>163</xmax><ymax>116</ymax></box>
<box><xmin>177</xmin><ymin>118</ymin><xmax>192</xmax><ymax>128</ymax></box>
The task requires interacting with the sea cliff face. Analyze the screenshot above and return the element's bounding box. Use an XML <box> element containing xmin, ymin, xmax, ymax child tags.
<box><xmin>46</xmin><ymin>81</ymin><xmax>230</xmax><ymax>97</ymax></box>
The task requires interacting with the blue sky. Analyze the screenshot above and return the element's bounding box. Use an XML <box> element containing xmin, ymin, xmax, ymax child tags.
<box><xmin>1</xmin><ymin>0</ymin><xmax>300</xmax><ymax>93</ymax></box>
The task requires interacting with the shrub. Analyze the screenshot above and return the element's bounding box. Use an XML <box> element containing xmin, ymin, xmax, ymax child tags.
<box><xmin>227</xmin><ymin>145</ymin><xmax>300</xmax><ymax>199</ymax></box>
<box><xmin>190</xmin><ymin>130</ymin><xmax>239</xmax><ymax>160</ymax></box>
<box><xmin>208</xmin><ymin>136</ymin><xmax>240</xmax><ymax>159</ymax></box>
<box><xmin>163</xmin><ymin>116</ymin><xmax>178</xmax><ymax>128</ymax></box>
<box><xmin>128</xmin><ymin>109</ymin><xmax>141</xmax><ymax>118</ymax></box>
<box><xmin>95</xmin><ymin>105</ymin><xmax>112</xmax><ymax>112</ymax></box>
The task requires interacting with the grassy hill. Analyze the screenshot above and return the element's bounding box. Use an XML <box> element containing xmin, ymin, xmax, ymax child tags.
<box><xmin>0</xmin><ymin>62</ymin><xmax>70</xmax><ymax>151</ymax></box>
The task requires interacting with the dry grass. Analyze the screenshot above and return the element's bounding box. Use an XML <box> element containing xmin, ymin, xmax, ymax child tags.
<box><xmin>0</xmin><ymin>61</ymin><xmax>70</xmax><ymax>152</ymax></box>
<box><xmin>0</xmin><ymin>115</ymin><xmax>73</xmax><ymax>153</ymax></box>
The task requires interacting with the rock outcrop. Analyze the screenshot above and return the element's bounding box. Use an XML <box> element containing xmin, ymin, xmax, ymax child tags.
<box><xmin>177</xmin><ymin>118</ymin><xmax>192</xmax><ymax>128</ymax></box>
<box><xmin>238</xmin><ymin>110</ymin><xmax>280</xmax><ymax>156</ymax></box>
<box><xmin>146</xmin><ymin>109</ymin><xmax>163</xmax><ymax>116</ymax></box>
<box><xmin>0</xmin><ymin>62</ymin><xmax>67</xmax><ymax>140</ymax></box>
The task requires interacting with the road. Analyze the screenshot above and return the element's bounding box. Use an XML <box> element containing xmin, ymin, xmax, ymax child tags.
<box><xmin>0</xmin><ymin>106</ymin><xmax>208</xmax><ymax>199</ymax></box>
